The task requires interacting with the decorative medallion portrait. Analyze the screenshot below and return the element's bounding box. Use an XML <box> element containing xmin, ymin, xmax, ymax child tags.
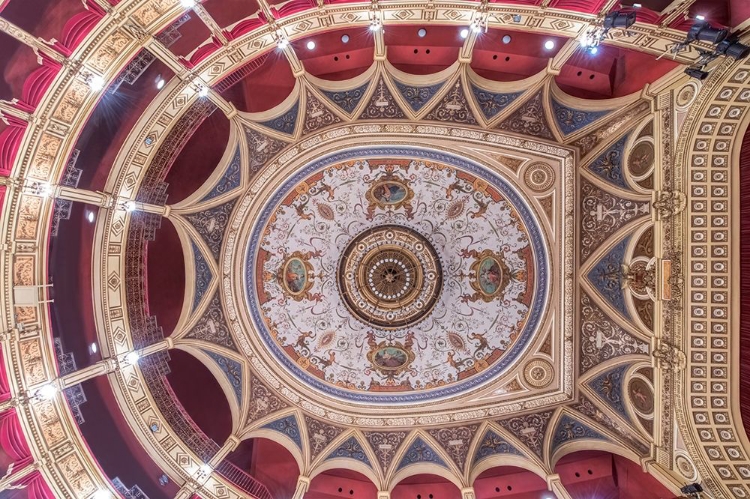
<box><xmin>246</xmin><ymin>147</ymin><xmax>549</xmax><ymax>403</ymax></box>
<box><xmin>628</xmin><ymin>377</ymin><xmax>654</xmax><ymax>415</ymax></box>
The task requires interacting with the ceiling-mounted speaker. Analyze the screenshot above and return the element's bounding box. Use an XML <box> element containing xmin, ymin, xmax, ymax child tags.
<box><xmin>716</xmin><ymin>40</ymin><xmax>750</xmax><ymax>60</ymax></box>
<box><xmin>604</xmin><ymin>11</ymin><xmax>636</xmax><ymax>30</ymax></box>
<box><xmin>685</xmin><ymin>67</ymin><xmax>709</xmax><ymax>80</ymax></box>
<box><xmin>687</xmin><ymin>22</ymin><xmax>728</xmax><ymax>44</ymax></box>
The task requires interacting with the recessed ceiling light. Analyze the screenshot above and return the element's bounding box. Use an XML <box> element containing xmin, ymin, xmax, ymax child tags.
<box><xmin>86</xmin><ymin>211</ymin><xmax>95</xmax><ymax>223</ymax></box>
<box><xmin>155</xmin><ymin>78</ymin><xmax>165</xmax><ymax>89</ymax></box>
<box><xmin>341</xmin><ymin>34</ymin><xmax>350</xmax><ymax>43</ymax></box>
<box><xmin>306</xmin><ymin>40</ymin><xmax>316</xmax><ymax>50</ymax></box>
<box><xmin>88</xmin><ymin>75</ymin><xmax>105</xmax><ymax>91</ymax></box>
<box><xmin>544</xmin><ymin>40</ymin><xmax>555</xmax><ymax>50</ymax></box>
<box><xmin>90</xmin><ymin>342</ymin><xmax>98</xmax><ymax>354</ymax></box>
<box><xmin>460</xmin><ymin>28</ymin><xmax>469</xmax><ymax>39</ymax></box>
<box><xmin>418</xmin><ymin>28</ymin><xmax>427</xmax><ymax>38</ymax></box>
<box><xmin>502</xmin><ymin>35</ymin><xmax>511</xmax><ymax>44</ymax></box>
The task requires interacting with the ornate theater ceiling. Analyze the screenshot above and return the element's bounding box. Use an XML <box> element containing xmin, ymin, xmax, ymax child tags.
<box><xmin>1</xmin><ymin>1</ymin><xmax>750</xmax><ymax>499</ymax></box>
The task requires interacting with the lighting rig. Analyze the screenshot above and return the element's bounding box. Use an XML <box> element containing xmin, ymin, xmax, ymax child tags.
<box><xmin>579</xmin><ymin>11</ymin><xmax>636</xmax><ymax>54</ymax></box>
<box><xmin>676</xmin><ymin>21</ymin><xmax>750</xmax><ymax>80</ymax></box>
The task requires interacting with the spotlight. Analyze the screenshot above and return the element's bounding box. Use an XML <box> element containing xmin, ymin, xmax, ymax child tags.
<box><xmin>680</xmin><ymin>483</ymin><xmax>704</xmax><ymax>498</ymax></box>
<box><xmin>471</xmin><ymin>23</ymin><xmax>482</xmax><ymax>33</ymax></box>
<box><xmin>341</xmin><ymin>34</ymin><xmax>350</xmax><ymax>43</ymax></box>
<box><xmin>88</xmin><ymin>75</ymin><xmax>105</xmax><ymax>91</ymax></box>
<box><xmin>502</xmin><ymin>35</ymin><xmax>511</xmax><ymax>44</ymax></box>
<box><xmin>716</xmin><ymin>39</ymin><xmax>750</xmax><ymax>60</ymax></box>
<box><xmin>35</xmin><ymin>384</ymin><xmax>57</xmax><ymax>401</ymax></box>
<box><xmin>92</xmin><ymin>490</ymin><xmax>112</xmax><ymax>499</ymax></box>
<box><xmin>124</xmin><ymin>351</ymin><xmax>140</xmax><ymax>365</ymax></box>
<box><xmin>306</xmin><ymin>40</ymin><xmax>316</xmax><ymax>50</ymax></box>
<box><xmin>200</xmin><ymin>464</ymin><xmax>213</xmax><ymax>475</ymax></box>
<box><xmin>633</xmin><ymin>3</ymin><xmax>641</xmax><ymax>7</ymax></box>
<box><xmin>155</xmin><ymin>78</ymin><xmax>165</xmax><ymax>90</ymax></box>
<box><xmin>544</xmin><ymin>40</ymin><xmax>555</xmax><ymax>50</ymax></box>
<box><xmin>124</xmin><ymin>201</ymin><xmax>136</xmax><ymax>212</ymax></box>
<box><xmin>695</xmin><ymin>15</ymin><xmax>705</xmax><ymax>21</ymax></box>
<box><xmin>687</xmin><ymin>22</ymin><xmax>728</xmax><ymax>44</ymax></box>
<box><xmin>685</xmin><ymin>67</ymin><xmax>709</xmax><ymax>80</ymax></box>
<box><xmin>277</xmin><ymin>38</ymin><xmax>289</xmax><ymax>49</ymax></box>
<box><xmin>369</xmin><ymin>20</ymin><xmax>381</xmax><ymax>32</ymax></box>
<box><xmin>603</xmin><ymin>11</ymin><xmax>636</xmax><ymax>30</ymax></box>
<box><xmin>198</xmin><ymin>86</ymin><xmax>209</xmax><ymax>97</ymax></box>
<box><xmin>589</xmin><ymin>46</ymin><xmax>599</xmax><ymax>54</ymax></box>
<box><xmin>418</xmin><ymin>28</ymin><xmax>427</xmax><ymax>38</ymax></box>
<box><xmin>180</xmin><ymin>0</ymin><xmax>195</xmax><ymax>7</ymax></box>
<box><xmin>460</xmin><ymin>28</ymin><xmax>469</xmax><ymax>39</ymax></box>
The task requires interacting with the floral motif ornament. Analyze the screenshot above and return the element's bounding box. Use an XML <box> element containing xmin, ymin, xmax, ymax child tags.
<box><xmin>245</xmin><ymin>147</ymin><xmax>549</xmax><ymax>403</ymax></box>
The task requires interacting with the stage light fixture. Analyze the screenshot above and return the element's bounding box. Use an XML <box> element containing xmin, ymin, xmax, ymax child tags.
<box><xmin>603</xmin><ymin>11</ymin><xmax>636</xmax><ymax>30</ymax></box>
<box><xmin>716</xmin><ymin>39</ymin><xmax>750</xmax><ymax>60</ymax></box>
<box><xmin>687</xmin><ymin>22</ymin><xmax>728</xmax><ymax>44</ymax></box>
<box><xmin>685</xmin><ymin>67</ymin><xmax>709</xmax><ymax>80</ymax></box>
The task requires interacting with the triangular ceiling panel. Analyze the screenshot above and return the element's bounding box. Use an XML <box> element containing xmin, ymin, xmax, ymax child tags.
<box><xmin>261</xmin><ymin>414</ymin><xmax>302</xmax><ymax>450</ymax></box>
<box><xmin>184</xmin><ymin>292</ymin><xmax>237</xmax><ymax>351</ymax></box>
<box><xmin>183</xmin><ymin>198</ymin><xmax>237</xmax><ymax>260</ymax></box>
<box><xmin>364</xmin><ymin>430</ymin><xmax>408</xmax><ymax>473</ymax></box>
<box><xmin>302</xmin><ymin>91</ymin><xmax>342</xmax><ymax>136</ymax></box>
<box><xmin>471</xmin><ymin>429</ymin><xmax>523</xmax><ymax>467</ymax></box>
<box><xmin>572</xmin><ymin>101</ymin><xmax>649</xmax><ymax>157</ymax></box>
<box><xmin>550</xmin><ymin>413</ymin><xmax>608</xmax><ymax>457</ymax></box>
<box><xmin>586</xmin><ymin>133</ymin><xmax>631</xmax><ymax>190</ymax></box>
<box><xmin>243</xmin><ymin>125</ymin><xmax>288</xmax><ymax>176</ymax></box>
<box><xmin>258</xmin><ymin>100</ymin><xmax>299</xmax><ymax>136</ymax></box>
<box><xmin>586</xmin><ymin>363</ymin><xmax>632</xmax><ymax>424</ymax></box>
<box><xmin>551</xmin><ymin>98</ymin><xmax>611</xmax><ymax>136</ymax></box>
<box><xmin>203</xmin><ymin>350</ymin><xmax>242</xmax><ymax>405</ymax></box>
<box><xmin>470</xmin><ymin>84</ymin><xmax>524</xmax><ymax>120</ymax></box>
<box><xmin>579</xmin><ymin>292</ymin><xmax>649</xmax><ymax>374</ymax></box>
<box><xmin>359</xmin><ymin>77</ymin><xmax>407</xmax><ymax>120</ymax></box>
<box><xmin>396</xmin><ymin>437</ymin><xmax>447</xmax><ymax>472</ymax></box>
<box><xmin>572</xmin><ymin>395</ymin><xmax>650</xmax><ymax>456</ymax></box>
<box><xmin>496</xmin><ymin>410</ymin><xmax>554</xmax><ymax>459</ymax></box>
<box><xmin>320</xmin><ymin>82</ymin><xmax>370</xmax><ymax>115</ymax></box>
<box><xmin>200</xmin><ymin>146</ymin><xmax>242</xmax><ymax>202</ymax></box>
<box><xmin>580</xmin><ymin>178</ymin><xmax>650</xmax><ymax>265</ymax></box>
<box><xmin>585</xmin><ymin>236</ymin><xmax>632</xmax><ymax>320</ymax></box>
<box><xmin>393</xmin><ymin>80</ymin><xmax>445</xmax><ymax>112</ymax></box>
<box><xmin>495</xmin><ymin>90</ymin><xmax>555</xmax><ymax>140</ymax></box>
<box><xmin>305</xmin><ymin>415</ymin><xmax>346</xmax><ymax>462</ymax></box>
<box><xmin>423</xmin><ymin>80</ymin><xmax>478</xmax><ymax>125</ymax></box>
<box><xmin>427</xmin><ymin>424</ymin><xmax>480</xmax><ymax>471</ymax></box>
<box><xmin>190</xmin><ymin>241</ymin><xmax>213</xmax><ymax>312</ymax></box>
<box><xmin>247</xmin><ymin>373</ymin><xmax>288</xmax><ymax>424</ymax></box>
<box><xmin>325</xmin><ymin>436</ymin><xmax>372</xmax><ymax>467</ymax></box>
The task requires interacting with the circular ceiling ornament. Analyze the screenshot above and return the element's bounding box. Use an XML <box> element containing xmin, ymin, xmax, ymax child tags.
<box><xmin>339</xmin><ymin>225</ymin><xmax>442</xmax><ymax>329</ymax></box>
<box><xmin>523</xmin><ymin>359</ymin><xmax>554</xmax><ymax>388</ymax></box>
<box><xmin>523</xmin><ymin>162</ymin><xmax>555</xmax><ymax>192</ymax></box>
<box><xmin>244</xmin><ymin>146</ymin><xmax>549</xmax><ymax>403</ymax></box>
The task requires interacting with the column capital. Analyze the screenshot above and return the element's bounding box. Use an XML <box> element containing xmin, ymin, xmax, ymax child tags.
<box><xmin>461</xmin><ymin>486</ymin><xmax>476</xmax><ymax>499</ymax></box>
<box><xmin>377</xmin><ymin>491</ymin><xmax>390</xmax><ymax>499</ymax></box>
<box><xmin>292</xmin><ymin>475</ymin><xmax>311</xmax><ymax>499</ymax></box>
<box><xmin>547</xmin><ymin>474</ymin><xmax>573</xmax><ymax>499</ymax></box>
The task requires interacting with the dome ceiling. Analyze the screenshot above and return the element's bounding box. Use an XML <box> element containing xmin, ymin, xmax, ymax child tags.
<box><xmin>1</xmin><ymin>1</ymin><xmax>750</xmax><ymax>499</ymax></box>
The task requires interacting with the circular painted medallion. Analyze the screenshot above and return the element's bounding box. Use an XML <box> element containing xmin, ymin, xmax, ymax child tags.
<box><xmin>339</xmin><ymin>225</ymin><xmax>442</xmax><ymax>329</ymax></box>
<box><xmin>246</xmin><ymin>147</ymin><xmax>549</xmax><ymax>403</ymax></box>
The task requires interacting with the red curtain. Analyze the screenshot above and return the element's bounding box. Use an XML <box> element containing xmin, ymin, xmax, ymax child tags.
<box><xmin>0</xmin><ymin>346</ymin><xmax>11</xmax><ymax>400</ymax></box>
<box><xmin>12</xmin><ymin>471</ymin><xmax>56</xmax><ymax>499</ymax></box>
<box><xmin>0</xmin><ymin>410</ymin><xmax>32</xmax><ymax>467</ymax></box>
<box><xmin>740</xmin><ymin>126</ymin><xmax>750</xmax><ymax>439</ymax></box>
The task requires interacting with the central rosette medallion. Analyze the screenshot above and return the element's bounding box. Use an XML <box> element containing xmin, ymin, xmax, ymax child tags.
<box><xmin>339</xmin><ymin>226</ymin><xmax>442</xmax><ymax>329</ymax></box>
<box><xmin>245</xmin><ymin>147</ymin><xmax>549</xmax><ymax>403</ymax></box>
